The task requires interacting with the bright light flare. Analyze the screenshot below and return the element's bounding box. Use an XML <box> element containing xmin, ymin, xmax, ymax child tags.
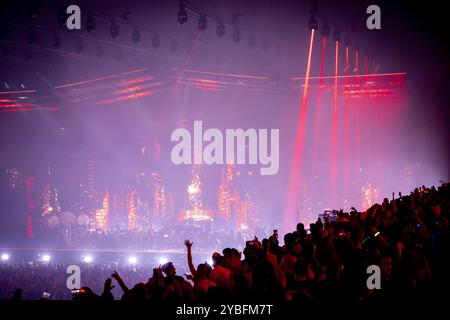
<box><xmin>128</xmin><ymin>256</ymin><xmax>138</xmax><ymax>265</ymax></box>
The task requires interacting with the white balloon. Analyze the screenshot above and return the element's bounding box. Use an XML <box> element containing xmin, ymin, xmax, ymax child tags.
<box><xmin>60</xmin><ymin>211</ymin><xmax>76</xmax><ymax>227</ymax></box>
<box><xmin>47</xmin><ymin>216</ymin><xmax>60</xmax><ymax>228</ymax></box>
<box><xmin>77</xmin><ymin>214</ymin><xmax>90</xmax><ymax>226</ymax></box>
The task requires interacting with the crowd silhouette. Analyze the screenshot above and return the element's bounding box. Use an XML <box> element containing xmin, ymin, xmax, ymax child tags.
<box><xmin>1</xmin><ymin>183</ymin><xmax>449</xmax><ymax>304</ymax></box>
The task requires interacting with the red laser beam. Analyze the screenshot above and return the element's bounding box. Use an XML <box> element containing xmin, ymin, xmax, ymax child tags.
<box><xmin>311</xmin><ymin>35</ymin><xmax>327</xmax><ymax>174</ymax></box>
<box><xmin>284</xmin><ymin>29</ymin><xmax>315</xmax><ymax>231</ymax></box>
<box><xmin>330</xmin><ymin>40</ymin><xmax>339</xmax><ymax>207</ymax></box>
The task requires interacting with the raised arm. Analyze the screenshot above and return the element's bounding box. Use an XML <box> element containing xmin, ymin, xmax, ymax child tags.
<box><xmin>111</xmin><ymin>271</ymin><xmax>129</xmax><ymax>294</ymax></box>
<box><xmin>184</xmin><ymin>240</ymin><xmax>197</xmax><ymax>277</ymax></box>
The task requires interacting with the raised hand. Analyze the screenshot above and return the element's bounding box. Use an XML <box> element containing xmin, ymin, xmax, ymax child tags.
<box><xmin>184</xmin><ymin>239</ymin><xmax>193</xmax><ymax>249</ymax></box>
<box><xmin>111</xmin><ymin>271</ymin><xmax>121</xmax><ymax>281</ymax></box>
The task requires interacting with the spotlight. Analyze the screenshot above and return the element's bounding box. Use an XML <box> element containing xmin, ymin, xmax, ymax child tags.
<box><xmin>344</xmin><ymin>35</ymin><xmax>351</xmax><ymax>47</ymax></box>
<box><xmin>233</xmin><ymin>27</ymin><xmax>241</xmax><ymax>43</ymax></box>
<box><xmin>177</xmin><ymin>7</ymin><xmax>188</xmax><ymax>24</ymax></box>
<box><xmin>128</xmin><ymin>256</ymin><xmax>137</xmax><ymax>265</ymax></box>
<box><xmin>321</xmin><ymin>23</ymin><xmax>330</xmax><ymax>37</ymax></box>
<box><xmin>83</xmin><ymin>255</ymin><xmax>93</xmax><ymax>263</ymax></box>
<box><xmin>110</xmin><ymin>22</ymin><xmax>119</xmax><ymax>39</ymax></box>
<box><xmin>1</xmin><ymin>253</ymin><xmax>9</xmax><ymax>261</ymax></box>
<box><xmin>198</xmin><ymin>14</ymin><xmax>207</xmax><ymax>31</ymax></box>
<box><xmin>42</xmin><ymin>254</ymin><xmax>51</xmax><ymax>262</ymax></box>
<box><xmin>132</xmin><ymin>29</ymin><xmax>141</xmax><ymax>44</ymax></box>
<box><xmin>152</xmin><ymin>32</ymin><xmax>160</xmax><ymax>49</ymax></box>
<box><xmin>333</xmin><ymin>29</ymin><xmax>341</xmax><ymax>42</ymax></box>
<box><xmin>207</xmin><ymin>259</ymin><xmax>213</xmax><ymax>266</ymax></box>
<box><xmin>158</xmin><ymin>257</ymin><xmax>168</xmax><ymax>265</ymax></box>
<box><xmin>308</xmin><ymin>16</ymin><xmax>318</xmax><ymax>30</ymax></box>
<box><xmin>86</xmin><ymin>13</ymin><xmax>95</xmax><ymax>32</ymax></box>
<box><xmin>216</xmin><ymin>21</ymin><xmax>225</xmax><ymax>38</ymax></box>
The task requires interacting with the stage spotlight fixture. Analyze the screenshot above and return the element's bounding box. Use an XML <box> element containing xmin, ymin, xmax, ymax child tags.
<box><xmin>110</xmin><ymin>22</ymin><xmax>119</xmax><ymax>39</ymax></box>
<box><xmin>333</xmin><ymin>29</ymin><xmax>341</xmax><ymax>42</ymax></box>
<box><xmin>344</xmin><ymin>34</ymin><xmax>351</xmax><ymax>47</ymax></box>
<box><xmin>158</xmin><ymin>257</ymin><xmax>168</xmax><ymax>265</ymax></box>
<box><xmin>233</xmin><ymin>27</ymin><xmax>241</xmax><ymax>43</ymax></box>
<box><xmin>198</xmin><ymin>14</ymin><xmax>207</xmax><ymax>31</ymax></box>
<box><xmin>1</xmin><ymin>253</ymin><xmax>9</xmax><ymax>261</ymax></box>
<box><xmin>42</xmin><ymin>254</ymin><xmax>51</xmax><ymax>262</ymax></box>
<box><xmin>86</xmin><ymin>13</ymin><xmax>95</xmax><ymax>32</ymax></box>
<box><xmin>132</xmin><ymin>28</ymin><xmax>141</xmax><ymax>44</ymax></box>
<box><xmin>321</xmin><ymin>23</ymin><xmax>330</xmax><ymax>37</ymax></box>
<box><xmin>83</xmin><ymin>255</ymin><xmax>93</xmax><ymax>263</ymax></box>
<box><xmin>152</xmin><ymin>32</ymin><xmax>160</xmax><ymax>49</ymax></box>
<box><xmin>308</xmin><ymin>16</ymin><xmax>318</xmax><ymax>30</ymax></box>
<box><xmin>177</xmin><ymin>7</ymin><xmax>188</xmax><ymax>24</ymax></box>
<box><xmin>128</xmin><ymin>256</ymin><xmax>138</xmax><ymax>265</ymax></box>
<box><xmin>217</xmin><ymin>21</ymin><xmax>226</xmax><ymax>38</ymax></box>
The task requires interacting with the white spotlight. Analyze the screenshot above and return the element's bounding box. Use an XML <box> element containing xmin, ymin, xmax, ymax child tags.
<box><xmin>1</xmin><ymin>253</ymin><xmax>10</xmax><ymax>261</ymax></box>
<box><xmin>128</xmin><ymin>256</ymin><xmax>138</xmax><ymax>265</ymax></box>
<box><xmin>42</xmin><ymin>254</ymin><xmax>51</xmax><ymax>262</ymax></box>
<box><xmin>158</xmin><ymin>257</ymin><xmax>168</xmax><ymax>265</ymax></box>
<box><xmin>207</xmin><ymin>259</ymin><xmax>213</xmax><ymax>266</ymax></box>
<box><xmin>83</xmin><ymin>255</ymin><xmax>93</xmax><ymax>263</ymax></box>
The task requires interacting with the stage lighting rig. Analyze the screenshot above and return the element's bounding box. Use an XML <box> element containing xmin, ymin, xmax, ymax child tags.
<box><xmin>217</xmin><ymin>21</ymin><xmax>226</xmax><ymax>38</ymax></box>
<box><xmin>344</xmin><ymin>34</ymin><xmax>351</xmax><ymax>47</ymax></box>
<box><xmin>198</xmin><ymin>14</ymin><xmax>207</xmax><ymax>31</ymax></box>
<box><xmin>110</xmin><ymin>22</ymin><xmax>119</xmax><ymax>39</ymax></box>
<box><xmin>308</xmin><ymin>16</ymin><xmax>318</xmax><ymax>30</ymax></box>
<box><xmin>321</xmin><ymin>23</ymin><xmax>330</xmax><ymax>37</ymax></box>
<box><xmin>86</xmin><ymin>13</ymin><xmax>95</xmax><ymax>32</ymax></box>
<box><xmin>132</xmin><ymin>28</ymin><xmax>141</xmax><ymax>44</ymax></box>
<box><xmin>333</xmin><ymin>29</ymin><xmax>341</xmax><ymax>42</ymax></box>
